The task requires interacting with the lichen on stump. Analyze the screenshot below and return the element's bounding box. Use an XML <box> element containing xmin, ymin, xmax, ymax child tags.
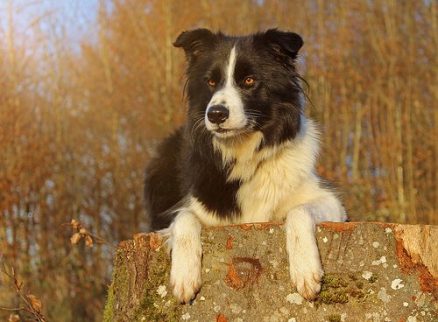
<box><xmin>104</xmin><ymin>222</ymin><xmax>438</xmax><ymax>321</ymax></box>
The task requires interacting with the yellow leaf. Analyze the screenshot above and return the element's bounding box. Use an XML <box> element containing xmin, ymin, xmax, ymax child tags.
<box><xmin>71</xmin><ymin>219</ymin><xmax>80</xmax><ymax>230</ymax></box>
<box><xmin>27</xmin><ymin>294</ymin><xmax>42</xmax><ymax>313</ymax></box>
<box><xmin>70</xmin><ymin>233</ymin><xmax>81</xmax><ymax>245</ymax></box>
<box><xmin>8</xmin><ymin>314</ymin><xmax>20</xmax><ymax>322</ymax></box>
<box><xmin>85</xmin><ymin>235</ymin><xmax>93</xmax><ymax>248</ymax></box>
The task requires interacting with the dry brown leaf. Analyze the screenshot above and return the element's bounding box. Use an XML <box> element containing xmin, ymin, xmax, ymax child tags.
<box><xmin>79</xmin><ymin>228</ymin><xmax>87</xmax><ymax>235</ymax></box>
<box><xmin>27</xmin><ymin>294</ymin><xmax>42</xmax><ymax>313</ymax></box>
<box><xmin>85</xmin><ymin>235</ymin><xmax>93</xmax><ymax>248</ymax></box>
<box><xmin>71</xmin><ymin>219</ymin><xmax>80</xmax><ymax>230</ymax></box>
<box><xmin>8</xmin><ymin>314</ymin><xmax>20</xmax><ymax>322</ymax></box>
<box><xmin>70</xmin><ymin>233</ymin><xmax>81</xmax><ymax>245</ymax></box>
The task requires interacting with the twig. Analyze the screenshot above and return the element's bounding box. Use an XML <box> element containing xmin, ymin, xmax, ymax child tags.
<box><xmin>1</xmin><ymin>264</ymin><xmax>47</xmax><ymax>322</ymax></box>
<box><xmin>0</xmin><ymin>306</ymin><xmax>24</xmax><ymax>311</ymax></box>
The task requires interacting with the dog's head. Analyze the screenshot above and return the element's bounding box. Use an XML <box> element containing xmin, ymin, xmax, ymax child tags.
<box><xmin>175</xmin><ymin>29</ymin><xmax>304</xmax><ymax>146</ymax></box>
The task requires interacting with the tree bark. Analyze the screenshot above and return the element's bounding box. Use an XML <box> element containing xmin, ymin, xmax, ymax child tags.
<box><xmin>104</xmin><ymin>222</ymin><xmax>437</xmax><ymax>322</ymax></box>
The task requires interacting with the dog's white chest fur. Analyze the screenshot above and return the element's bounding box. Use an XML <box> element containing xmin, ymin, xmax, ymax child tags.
<box><xmin>192</xmin><ymin>118</ymin><xmax>327</xmax><ymax>226</ymax></box>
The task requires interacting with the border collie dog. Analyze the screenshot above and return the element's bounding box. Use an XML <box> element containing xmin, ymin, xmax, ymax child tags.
<box><xmin>144</xmin><ymin>29</ymin><xmax>346</xmax><ymax>303</ymax></box>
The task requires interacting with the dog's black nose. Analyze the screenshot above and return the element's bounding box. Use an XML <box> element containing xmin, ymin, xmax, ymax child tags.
<box><xmin>207</xmin><ymin>105</ymin><xmax>229</xmax><ymax>124</ymax></box>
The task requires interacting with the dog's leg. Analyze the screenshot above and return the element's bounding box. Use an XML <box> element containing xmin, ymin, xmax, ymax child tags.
<box><xmin>285</xmin><ymin>196</ymin><xmax>345</xmax><ymax>300</ymax></box>
<box><xmin>169</xmin><ymin>211</ymin><xmax>202</xmax><ymax>303</ymax></box>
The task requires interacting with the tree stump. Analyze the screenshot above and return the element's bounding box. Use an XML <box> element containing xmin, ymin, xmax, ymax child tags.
<box><xmin>103</xmin><ymin>222</ymin><xmax>438</xmax><ymax>321</ymax></box>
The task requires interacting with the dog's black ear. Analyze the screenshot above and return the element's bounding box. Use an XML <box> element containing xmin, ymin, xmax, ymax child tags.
<box><xmin>260</xmin><ymin>29</ymin><xmax>303</xmax><ymax>59</ymax></box>
<box><xmin>174</xmin><ymin>29</ymin><xmax>217</xmax><ymax>60</ymax></box>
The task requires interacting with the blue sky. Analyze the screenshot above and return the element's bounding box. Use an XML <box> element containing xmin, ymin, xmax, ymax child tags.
<box><xmin>0</xmin><ymin>0</ymin><xmax>99</xmax><ymax>42</ymax></box>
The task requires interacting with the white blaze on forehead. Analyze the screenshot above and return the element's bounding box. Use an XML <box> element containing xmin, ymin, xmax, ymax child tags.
<box><xmin>225</xmin><ymin>46</ymin><xmax>237</xmax><ymax>86</ymax></box>
<box><xmin>205</xmin><ymin>45</ymin><xmax>247</xmax><ymax>134</ymax></box>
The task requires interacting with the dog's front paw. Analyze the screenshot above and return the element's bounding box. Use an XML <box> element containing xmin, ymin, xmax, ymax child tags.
<box><xmin>170</xmin><ymin>247</ymin><xmax>202</xmax><ymax>303</ymax></box>
<box><xmin>286</xmin><ymin>226</ymin><xmax>324</xmax><ymax>300</ymax></box>
<box><xmin>289</xmin><ymin>255</ymin><xmax>323</xmax><ymax>300</ymax></box>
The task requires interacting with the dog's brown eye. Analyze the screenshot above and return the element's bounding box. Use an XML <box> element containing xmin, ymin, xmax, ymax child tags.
<box><xmin>244</xmin><ymin>76</ymin><xmax>255</xmax><ymax>87</ymax></box>
<box><xmin>207</xmin><ymin>79</ymin><xmax>216</xmax><ymax>87</ymax></box>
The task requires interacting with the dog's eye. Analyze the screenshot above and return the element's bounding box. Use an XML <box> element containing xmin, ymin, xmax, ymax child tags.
<box><xmin>243</xmin><ymin>76</ymin><xmax>255</xmax><ymax>87</ymax></box>
<box><xmin>207</xmin><ymin>79</ymin><xmax>216</xmax><ymax>87</ymax></box>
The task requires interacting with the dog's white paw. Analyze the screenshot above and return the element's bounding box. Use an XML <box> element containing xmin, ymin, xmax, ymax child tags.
<box><xmin>289</xmin><ymin>253</ymin><xmax>323</xmax><ymax>300</ymax></box>
<box><xmin>285</xmin><ymin>209</ymin><xmax>323</xmax><ymax>300</ymax></box>
<box><xmin>170</xmin><ymin>242</ymin><xmax>202</xmax><ymax>303</ymax></box>
<box><xmin>168</xmin><ymin>212</ymin><xmax>203</xmax><ymax>303</ymax></box>
<box><xmin>170</xmin><ymin>261</ymin><xmax>201</xmax><ymax>303</ymax></box>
